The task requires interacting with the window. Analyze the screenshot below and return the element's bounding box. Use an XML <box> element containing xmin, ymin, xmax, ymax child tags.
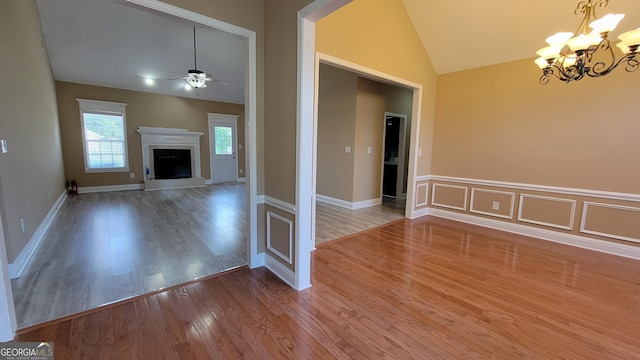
<box><xmin>214</xmin><ymin>125</ymin><xmax>233</xmax><ymax>155</ymax></box>
<box><xmin>77</xmin><ymin>99</ymin><xmax>128</xmax><ymax>172</ymax></box>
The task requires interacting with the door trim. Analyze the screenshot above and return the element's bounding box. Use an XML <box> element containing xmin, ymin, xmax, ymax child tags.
<box><xmin>208</xmin><ymin>113</ymin><xmax>239</xmax><ymax>183</ymax></box>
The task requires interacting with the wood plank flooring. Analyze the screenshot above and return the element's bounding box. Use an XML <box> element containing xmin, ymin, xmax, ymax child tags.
<box><xmin>11</xmin><ymin>184</ymin><xmax>402</xmax><ymax>329</ymax></box>
<box><xmin>15</xmin><ymin>215</ymin><xmax>640</xmax><ymax>359</ymax></box>
<box><xmin>315</xmin><ymin>197</ymin><xmax>405</xmax><ymax>244</ymax></box>
<box><xmin>11</xmin><ymin>184</ymin><xmax>247</xmax><ymax>328</ymax></box>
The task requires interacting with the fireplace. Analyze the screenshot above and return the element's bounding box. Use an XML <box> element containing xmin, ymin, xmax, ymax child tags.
<box><xmin>153</xmin><ymin>149</ymin><xmax>192</xmax><ymax>179</ymax></box>
<box><xmin>137</xmin><ymin>126</ymin><xmax>205</xmax><ymax>190</ymax></box>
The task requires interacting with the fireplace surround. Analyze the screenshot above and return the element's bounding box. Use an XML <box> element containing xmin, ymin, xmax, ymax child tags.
<box><xmin>137</xmin><ymin>126</ymin><xmax>205</xmax><ymax>190</ymax></box>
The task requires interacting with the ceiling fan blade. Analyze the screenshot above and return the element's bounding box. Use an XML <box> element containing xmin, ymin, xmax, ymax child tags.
<box><xmin>211</xmin><ymin>79</ymin><xmax>230</xmax><ymax>86</ymax></box>
<box><xmin>201</xmin><ymin>72</ymin><xmax>230</xmax><ymax>86</ymax></box>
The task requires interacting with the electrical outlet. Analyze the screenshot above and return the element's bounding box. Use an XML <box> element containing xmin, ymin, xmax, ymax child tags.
<box><xmin>20</xmin><ymin>219</ymin><xmax>25</xmax><ymax>232</ymax></box>
<box><xmin>492</xmin><ymin>201</ymin><xmax>500</xmax><ymax>210</ymax></box>
<box><xmin>130</xmin><ymin>172</ymin><xmax>135</xmax><ymax>179</ymax></box>
<box><xmin>239</xmin><ymin>144</ymin><xmax>243</xmax><ymax>149</ymax></box>
<box><xmin>367</xmin><ymin>147</ymin><xmax>372</xmax><ymax>154</ymax></box>
<box><xmin>239</xmin><ymin>169</ymin><xmax>243</xmax><ymax>174</ymax></box>
<box><xmin>1</xmin><ymin>139</ymin><xmax>7</xmax><ymax>153</ymax></box>
<box><xmin>345</xmin><ymin>146</ymin><xmax>351</xmax><ymax>153</ymax></box>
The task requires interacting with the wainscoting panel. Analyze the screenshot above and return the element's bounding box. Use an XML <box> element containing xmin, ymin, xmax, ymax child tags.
<box><xmin>470</xmin><ymin>188</ymin><xmax>515</xmax><ymax>220</ymax></box>
<box><xmin>425</xmin><ymin>175</ymin><xmax>640</xmax><ymax>260</ymax></box>
<box><xmin>266</xmin><ymin>211</ymin><xmax>293</xmax><ymax>264</ymax></box>
<box><xmin>518</xmin><ymin>194</ymin><xmax>576</xmax><ymax>231</ymax></box>
<box><xmin>581</xmin><ymin>202</ymin><xmax>640</xmax><ymax>243</ymax></box>
<box><xmin>431</xmin><ymin>183</ymin><xmax>468</xmax><ymax>211</ymax></box>
<box><xmin>415</xmin><ymin>182</ymin><xmax>429</xmax><ymax>208</ymax></box>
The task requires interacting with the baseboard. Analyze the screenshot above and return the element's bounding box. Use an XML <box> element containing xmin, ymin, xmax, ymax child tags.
<box><xmin>78</xmin><ymin>184</ymin><xmax>144</xmax><ymax>194</ymax></box>
<box><xmin>427</xmin><ymin>208</ymin><xmax>640</xmax><ymax>261</ymax></box>
<box><xmin>316</xmin><ymin>194</ymin><xmax>381</xmax><ymax>210</ymax></box>
<box><xmin>410</xmin><ymin>207</ymin><xmax>429</xmax><ymax>219</ymax></box>
<box><xmin>250</xmin><ymin>252</ymin><xmax>265</xmax><ymax>269</ymax></box>
<box><xmin>8</xmin><ymin>190</ymin><xmax>68</xmax><ymax>279</ymax></box>
<box><xmin>265</xmin><ymin>253</ymin><xmax>295</xmax><ymax>288</ymax></box>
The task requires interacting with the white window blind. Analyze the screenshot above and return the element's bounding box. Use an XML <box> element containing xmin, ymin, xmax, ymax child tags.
<box><xmin>77</xmin><ymin>99</ymin><xmax>128</xmax><ymax>172</ymax></box>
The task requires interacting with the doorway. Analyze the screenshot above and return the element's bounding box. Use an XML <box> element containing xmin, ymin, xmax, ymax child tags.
<box><xmin>209</xmin><ymin>114</ymin><xmax>239</xmax><ymax>184</ymax></box>
<box><xmin>0</xmin><ymin>0</ymin><xmax>259</xmax><ymax>339</ymax></box>
<box><xmin>382</xmin><ymin>113</ymin><xmax>408</xmax><ymax>200</ymax></box>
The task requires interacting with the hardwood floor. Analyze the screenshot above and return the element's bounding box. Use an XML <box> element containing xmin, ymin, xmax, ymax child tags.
<box><xmin>15</xmin><ymin>215</ymin><xmax>640</xmax><ymax>359</ymax></box>
<box><xmin>11</xmin><ymin>184</ymin><xmax>246</xmax><ymax>329</ymax></box>
<box><xmin>315</xmin><ymin>197</ymin><xmax>405</xmax><ymax>244</ymax></box>
<box><xmin>11</xmin><ymin>184</ymin><xmax>401</xmax><ymax>329</ymax></box>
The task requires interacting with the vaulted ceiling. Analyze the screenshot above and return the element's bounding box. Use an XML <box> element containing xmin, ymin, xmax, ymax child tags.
<box><xmin>402</xmin><ymin>0</ymin><xmax>640</xmax><ymax>74</ymax></box>
<box><xmin>36</xmin><ymin>0</ymin><xmax>246</xmax><ymax>104</ymax></box>
<box><xmin>36</xmin><ymin>0</ymin><xmax>640</xmax><ymax>105</ymax></box>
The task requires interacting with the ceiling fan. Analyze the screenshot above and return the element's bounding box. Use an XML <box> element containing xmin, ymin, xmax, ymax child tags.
<box><xmin>173</xmin><ymin>26</ymin><xmax>229</xmax><ymax>89</ymax></box>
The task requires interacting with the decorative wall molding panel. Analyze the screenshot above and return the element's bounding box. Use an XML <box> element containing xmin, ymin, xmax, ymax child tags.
<box><xmin>417</xmin><ymin>175</ymin><xmax>640</xmax><ymax>259</ymax></box>
<box><xmin>518</xmin><ymin>194</ymin><xmax>576</xmax><ymax>231</ymax></box>
<box><xmin>581</xmin><ymin>202</ymin><xmax>640</xmax><ymax>243</ymax></box>
<box><xmin>414</xmin><ymin>183</ymin><xmax>429</xmax><ymax>208</ymax></box>
<box><xmin>429</xmin><ymin>175</ymin><xmax>640</xmax><ymax>202</ymax></box>
<box><xmin>266</xmin><ymin>211</ymin><xmax>293</xmax><ymax>264</ymax></box>
<box><xmin>431</xmin><ymin>183</ymin><xmax>468</xmax><ymax>211</ymax></box>
<box><xmin>470</xmin><ymin>188</ymin><xmax>515</xmax><ymax>220</ymax></box>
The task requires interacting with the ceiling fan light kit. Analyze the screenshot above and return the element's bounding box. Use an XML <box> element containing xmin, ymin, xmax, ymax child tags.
<box><xmin>535</xmin><ymin>0</ymin><xmax>640</xmax><ymax>84</ymax></box>
<box><xmin>185</xmin><ymin>69</ymin><xmax>208</xmax><ymax>89</ymax></box>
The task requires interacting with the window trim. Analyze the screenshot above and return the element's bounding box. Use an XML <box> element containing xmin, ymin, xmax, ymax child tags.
<box><xmin>77</xmin><ymin>98</ymin><xmax>129</xmax><ymax>173</ymax></box>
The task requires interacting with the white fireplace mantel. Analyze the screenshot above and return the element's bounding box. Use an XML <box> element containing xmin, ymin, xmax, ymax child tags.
<box><xmin>137</xmin><ymin>126</ymin><xmax>205</xmax><ymax>190</ymax></box>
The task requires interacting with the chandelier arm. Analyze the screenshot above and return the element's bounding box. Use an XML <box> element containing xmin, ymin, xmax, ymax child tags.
<box><xmin>624</xmin><ymin>55</ymin><xmax>640</xmax><ymax>72</ymax></box>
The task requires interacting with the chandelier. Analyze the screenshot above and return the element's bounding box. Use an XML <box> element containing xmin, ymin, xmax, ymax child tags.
<box><xmin>535</xmin><ymin>0</ymin><xmax>640</xmax><ymax>84</ymax></box>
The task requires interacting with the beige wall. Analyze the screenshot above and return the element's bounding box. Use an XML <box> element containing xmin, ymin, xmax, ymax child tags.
<box><xmin>353</xmin><ymin>77</ymin><xmax>386</xmax><ymax>202</ymax></box>
<box><xmin>317</xmin><ymin>65</ymin><xmax>414</xmax><ymax>203</ymax></box>
<box><xmin>264</xmin><ymin>0</ymin><xmax>314</xmax><ymax>205</ymax></box>
<box><xmin>56</xmin><ymin>81</ymin><xmax>245</xmax><ymax>187</ymax></box>
<box><xmin>433</xmin><ymin>58</ymin><xmax>640</xmax><ymax>194</ymax></box>
<box><xmin>316</xmin><ymin>0</ymin><xmax>438</xmax><ymax>181</ymax></box>
<box><xmin>317</xmin><ymin>64</ymin><xmax>358</xmax><ymax>201</ymax></box>
<box><xmin>262</xmin><ymin>0</ymin><xmax>314</xmax><ymax>268</ymax></box>
<box><xmin>0</xmin><ymin>1</ymin><xmax>66</xmax><ymax>262</ymax></box>
<box><xmin>430</xmin><ymin>56</ymin><xmax>640</xmax><ymax>248</ymax></box>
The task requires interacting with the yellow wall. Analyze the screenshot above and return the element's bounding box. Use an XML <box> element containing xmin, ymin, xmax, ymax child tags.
<box><xmin>56</xmin><ymin>81</ymin><xmax>245</xmax><ymax>187</ymax></box>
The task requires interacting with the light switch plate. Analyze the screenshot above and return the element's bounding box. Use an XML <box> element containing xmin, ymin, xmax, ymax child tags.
<box><xmin>345</xmin><ymin>146</ymin><xmax>351</xmax><ymax>153</ymax></box>
<box><xmin>1</xmin><ymin>139</ymin><xmax>7</xmax><ymax>153</ymax></box>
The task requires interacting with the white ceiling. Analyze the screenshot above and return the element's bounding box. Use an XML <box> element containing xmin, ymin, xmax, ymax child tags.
<box><xmin>36</xmin><ymin>0</ymin><xmax>246</xmax><ymax>104</ymax></box>
<box><xmin>401</xmin><ymin>0</ymin><xmax>640</xmax><ymax>74</ymax></box>
<box><xmin>36</xmin><ymin>0</ymin><xmax>640</xmax><ymax>98</ymax></box>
